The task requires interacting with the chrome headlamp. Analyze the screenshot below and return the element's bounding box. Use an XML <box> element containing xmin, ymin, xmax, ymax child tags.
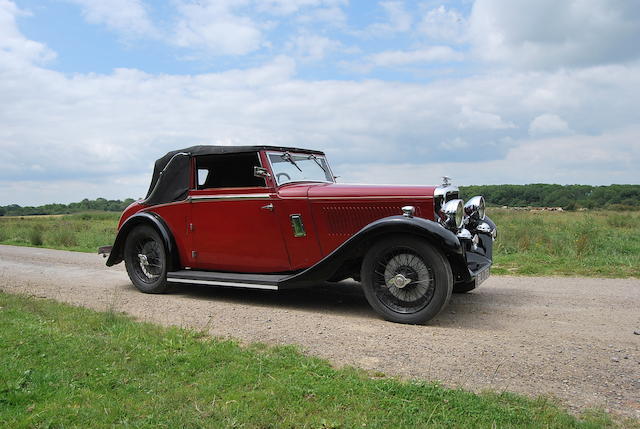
<box><xmin>440</xmin><ymin>199</ymin><xmax>464</xmax><ymax>230</ymax></box>
<box><xmin>464</xmin><ymin>196</ymin><xmax>486</xmax><ymax>223</ymax></box>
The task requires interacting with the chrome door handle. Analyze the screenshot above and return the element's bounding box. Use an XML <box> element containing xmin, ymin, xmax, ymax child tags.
<box><xmin>261</xmin><ymin>203</ymin><xmax>274</xmax><ymax>211</ymax></box>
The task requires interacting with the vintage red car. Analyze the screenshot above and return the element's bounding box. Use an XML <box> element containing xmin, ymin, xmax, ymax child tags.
<box><xmin>100</xmin><ymin>146</ymin><xmax>496</xmax><ymax>324</ymax></box>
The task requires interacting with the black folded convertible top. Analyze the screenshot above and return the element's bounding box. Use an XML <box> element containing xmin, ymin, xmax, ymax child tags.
<box><xmin>144</xmin><ymin>145</ymin><xmax>324</xmax><ymax>206</ymax></box>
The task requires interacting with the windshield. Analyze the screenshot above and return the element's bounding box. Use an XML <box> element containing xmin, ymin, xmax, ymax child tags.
<box><xmin>268</xmin><ymin>152</ymin><xmax>334</xmax><ymax>185</ymax></box>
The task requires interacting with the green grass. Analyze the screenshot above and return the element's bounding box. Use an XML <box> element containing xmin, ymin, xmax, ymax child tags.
<box><xmin>1</xmin><ymin>209</ymin><xmax>639</xmax><ymax>278</ymax></box>
<box><xmin>0</xmin><ymin>292</ymin><xmax>628</xmax><ymax>428</ymax></box>
<box><xmin>0</xmin><ymin>212</ymin><xmax>119</xmax><ymax>253</ymax></box>
<box><xmin>489</xmin><ymin>209</ymin><xmax>640</xmax><ymax>277</ymax></box>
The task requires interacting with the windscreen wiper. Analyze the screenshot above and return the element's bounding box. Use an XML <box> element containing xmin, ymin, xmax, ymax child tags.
<box><xmin>308</xmin><ymin>154</ymin><xmax>328</xmax><ymax>174</ymax></box>
<box><xmin>281</xmin><ymin>152</ymin><xmax>302</xmax><ymax>172</ymax></box>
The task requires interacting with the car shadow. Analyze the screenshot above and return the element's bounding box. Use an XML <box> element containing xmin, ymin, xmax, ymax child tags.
<box><xmin>157</xmin><ymin>280</ymin><xmax>511</xmax><ymax>329</ymax></box>
<box><xmin>166</xmin><ymin>280</ymin><xmax>376</xmax><ymax>319</ymax></box>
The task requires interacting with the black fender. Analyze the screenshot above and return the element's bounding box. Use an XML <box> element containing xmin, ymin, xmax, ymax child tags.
<box><xmin>483</xmin><ymin>215</ymin><xmax>496</xmax><ymax>232</ymax></box>
<box><xmin>281</xmin><ymin>215</ymin><xmax>471</xmax><ymax>288</ymax></box>
<box><xmin>106</xmin><ymin>212</ymin><xmax>180</xmax><ymax>270</ymax></box>
<box><xmin>479</xmin><ymin>215</ymin><xmax>496</xmax><ymax>260</ymax></box>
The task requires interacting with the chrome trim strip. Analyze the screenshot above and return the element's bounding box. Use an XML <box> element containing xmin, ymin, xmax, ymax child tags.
<box><xmin>167</xmin><ymin>277</ymin><xmax>279</xmax><ymax>290</ymax></box>
<box><xmin>189</xmin><ymin>193</ymin><xmax>272</xmax><ymax>202</ymax></box>
<box><xmin>143</xmin><ymin>199</ymin><xmax>190</xmax><ymax>210</ymax></box>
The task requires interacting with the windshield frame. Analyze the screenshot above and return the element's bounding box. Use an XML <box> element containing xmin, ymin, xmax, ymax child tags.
<box><xmin>265</xmin><ymin>151</ymin><xmax>335</xmax><ymax>186</ymax></box>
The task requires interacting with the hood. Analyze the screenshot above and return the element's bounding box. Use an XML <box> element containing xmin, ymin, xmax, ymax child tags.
<box><xmin>278</xmin><ymin>182</ymin><xmax>436</xmax><ymax>199</ymax></box>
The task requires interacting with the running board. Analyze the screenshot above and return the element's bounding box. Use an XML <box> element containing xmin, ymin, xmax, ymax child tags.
<box><xmin>166</xmin><ymin>270</ymin><xmax>291</xmax><ymax>290</ymax></box>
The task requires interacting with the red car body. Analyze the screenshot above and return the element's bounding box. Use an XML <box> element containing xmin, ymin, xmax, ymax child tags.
<box><xmin>118</xmin><ymin>182</ymin><xmax>438</xmax><ymax>273</ymax></box>
<box><xmin>103</xmin><ymin>145</ymin><xmax>496</xmax><ymax>324</ymax></box>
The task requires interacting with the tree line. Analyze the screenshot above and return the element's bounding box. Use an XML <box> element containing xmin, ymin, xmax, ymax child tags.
<box><xmin>0</xmin><ymin>198</ymin><xmax>135</xmax><ymax>216</ymax></box>
<box><xmin>0</xmin><ymin>184</ymin><xmax>638</xmax><ymax>216</ymax></box>
<box><xmin>459</xmin><ymin>184</ymin><xmax>640</xmax><ymax>210</ymax></box>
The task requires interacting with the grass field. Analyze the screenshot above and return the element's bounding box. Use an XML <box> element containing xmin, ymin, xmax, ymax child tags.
<box><xmin>0</xmin><ymin>292</ymin><xmax>628</xmax><ymax>428</ymax></box>
<box><xmin>489</xmin><ymin>209</ymin><xmax>640</xmax><ymax>277</ymax></box>
<box><xmin>0</xmin><ymin>212</ymin><xmax>119</xmax><ymax>253</ymax></box>
<box><xmin>0</xmin><ymin>209</ymin><xmax>639</xmax><ymax>278</ymax></box>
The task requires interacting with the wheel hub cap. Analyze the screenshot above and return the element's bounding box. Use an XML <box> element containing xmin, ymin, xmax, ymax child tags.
<box><xmin>138</xmin><ymin>253</ymin><xmax>158</xmax><ymax>279</ymax></box>
<box><xmin>374</xmin><ymin>250</ymin><xmax>435</xmax><ymax>314</ymax></box>
<box><xmin>388</xmin><ymin>273</ymin><xmax>412</xmax><ymax>289</ymax></box>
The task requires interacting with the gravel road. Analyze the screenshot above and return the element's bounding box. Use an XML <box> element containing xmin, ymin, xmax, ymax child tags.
<box><xmin>1</xmin><ymin>244</ymin><xmax>638</xmax><ymax>418</ymax></box>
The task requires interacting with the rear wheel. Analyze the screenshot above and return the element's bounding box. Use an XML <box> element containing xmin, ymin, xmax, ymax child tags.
<box><xmin>361</xmin><ymin>236</ymin><xmax>452</xmax><ymax>324</ymax></box>
<box><xmin>124</xmin><ymin>225</ymin><xmax>168</xmax><ymax>294</ymax></box>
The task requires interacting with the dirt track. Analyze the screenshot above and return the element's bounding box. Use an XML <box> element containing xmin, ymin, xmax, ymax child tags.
<box><xmin>0</xmin><ymin>244</ymin><xmax>638</xmax><ymax>418</ymax></box>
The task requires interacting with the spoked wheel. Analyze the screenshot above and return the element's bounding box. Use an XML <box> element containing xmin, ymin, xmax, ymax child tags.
<box><xmin>361</xmin><ymin>236</ymin><xmax>452</xmax><ymax>324</ymax></box>
<box><xmin>124</xmin><ymin>225</ymin><xmax>168</xmax><ymax>294</ymax></box>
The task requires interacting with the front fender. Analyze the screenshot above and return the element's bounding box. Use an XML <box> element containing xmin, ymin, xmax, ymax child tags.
<box><xmin>281</xmin><ymin>215</ymin><xmax>470</xmax><ymax>288</ymax></box>
<box><xmin>105</xmin><ymin>212</ymin><xmax>179</xmax><ymax>269</ymax></box>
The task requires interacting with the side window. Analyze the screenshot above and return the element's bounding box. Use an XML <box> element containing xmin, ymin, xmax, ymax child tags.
<box><xmin>195</xmin><ymin>152</ymin><xmax>265</xmax><ymax>189</ymax></box>
<box><xmin>197</xmin><ymin>168</ymin><xmax>209</xmax><ymax>186</ymax></box>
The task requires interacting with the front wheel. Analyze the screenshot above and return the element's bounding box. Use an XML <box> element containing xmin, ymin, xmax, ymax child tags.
<box><xmin>361</xmin><ymin>236</ymin><xmax>452</xmax><ymax>324</ymax></box>
<box><xmin>124</xmin><ymin>225</ymin><xmax>168</xmax><ymax>294</ymax></box>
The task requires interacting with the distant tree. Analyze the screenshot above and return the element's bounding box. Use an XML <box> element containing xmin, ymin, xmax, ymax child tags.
<box><xmin>460</xmin><ymin>184</ymin><xmax>640</xmax><ymax>209</ymax></box>
<box><xmin>0</xmin><ymin>198</ymin><xmax>137</xmax><ymax>216</ymax></box>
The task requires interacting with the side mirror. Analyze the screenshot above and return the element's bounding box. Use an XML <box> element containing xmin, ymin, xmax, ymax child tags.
<box><xmin>254</xmin><ymin>166</ymin><xmax>271</xmax><ymax>179</ymax></box>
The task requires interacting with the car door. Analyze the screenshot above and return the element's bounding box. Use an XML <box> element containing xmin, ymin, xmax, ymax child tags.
<box><xmin>189</xmin><ymin>152</ymin><xmax>290</xmax><ymax>273</ymax></box>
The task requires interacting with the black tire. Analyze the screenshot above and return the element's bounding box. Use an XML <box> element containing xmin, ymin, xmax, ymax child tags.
<box><xmin>361</xmin><ymin>236</ymin><xmax>453</xmax><ymax>324</ymax></box>
<box><xmin>124</xmin><ymin>224</ymin><xmax>169</xmax><ymax>294</ymax></box>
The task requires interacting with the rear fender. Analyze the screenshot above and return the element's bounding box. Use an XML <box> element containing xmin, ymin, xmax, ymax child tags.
<box><xmin>106</xmin><ymin>212</ymin><xmax>180</xmax><ymax>270</ymax></box>
<box><xmin>281</xmin><ymin>215</ymin><xmax>470</xmax><ymax>288</ymax></box>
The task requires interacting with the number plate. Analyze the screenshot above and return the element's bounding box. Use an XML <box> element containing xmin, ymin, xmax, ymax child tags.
<box><xmin>475</xmin><ymin>267</ymin><xmax>491</xmax><ymax>286</ymax></box>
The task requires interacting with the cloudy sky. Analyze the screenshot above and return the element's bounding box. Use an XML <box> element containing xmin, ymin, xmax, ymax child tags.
<box><xmin>1</xmin><ymin>0</ymin><xmax>639</xmax><ymax>205</ymax></box>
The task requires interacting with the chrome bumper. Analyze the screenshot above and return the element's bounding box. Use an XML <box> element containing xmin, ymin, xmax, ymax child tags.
<box><xmin>472</xmin><ymin>263</ymin><xmax>491</xmax><ymax>287</ymax></box>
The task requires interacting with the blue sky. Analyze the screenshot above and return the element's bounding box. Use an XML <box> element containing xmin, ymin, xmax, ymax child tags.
<box><xmin>1</xmin><ymin>0</ymin><xmax>639</xmax><ymax>205</ymax></box>
<box><xmin>14</xmin><ymin>0</ymin><xmax>474</xmax><ymax>79</ymax></box>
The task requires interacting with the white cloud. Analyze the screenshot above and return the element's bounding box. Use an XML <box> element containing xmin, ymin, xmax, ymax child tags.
<box><xmin>338</xmin><ymin>127</ymin><xmax>640</xmax><ymax>186</ymax></box>
<box><xmin>470</xmin><ymin>0</ymin><xmax>640</xmax><ymax>69</ymax></box>
<box><xmin>418</xmin><ymin>5</ymin><xmax>468</xmax><ymax>44</ymax></box>
<box><xmin>65</xmin><ymin>0</ymin><xmax>157</xmax><ymax>38</ymax></box>
<box><xmin>2</xmin><ymin>56</ymin><xmax>639</xmax><ymax>204</ymax></box>
<box><xmin>287</xmin><ymin>33</ymin><xmax>343</xmax><ymax>61</ymax></box>
<box><xmin>438</xmin><ymin>137</ymin><xmax>470</xmax><ymax>151</ymax></box>
<box><xmin>528</xmin><ymin>114</ymin><xmax>571</xmax><ymax>136</ymax></box>
<box><xmin>0</xmin><ymin>0</ymin><xmax>56</xmax><ymax>65</ymax></box>
<box><xmin>172</xmin><ymin>0</ymin><xmax>263</xmax><ymax>55</ymax></box>
<box><xmin>0</xmin><ymin>177</ymin><xmax>150</xmax><ymax>206</ymax></box>
<box><xmin>62</xmin><ymin>0</ymin><xmax>349</xmax><ymax>58</ymax></box>
<box><xmin>458</xmin><ymin>106</ymin><xmax>515</xmax><ymax>130</ymax></box>
<box><xmin>367</xmin><ymin>46</ymin><xmax>464</xmax><ymax>68</ymax></box>
<box><xmin>296</xmin><ymin>5</ymin><xmax>347</xmax><ymax>27</ymax></box>
<box><xmin>363</xmin><ymin>1</ymin><xmax>412</xmax><ymax>36</ymax></box>
<box><xmin>257</xmin><ymin>0</ymin><xmax>346</xmax><ymax>15</ymax></box>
